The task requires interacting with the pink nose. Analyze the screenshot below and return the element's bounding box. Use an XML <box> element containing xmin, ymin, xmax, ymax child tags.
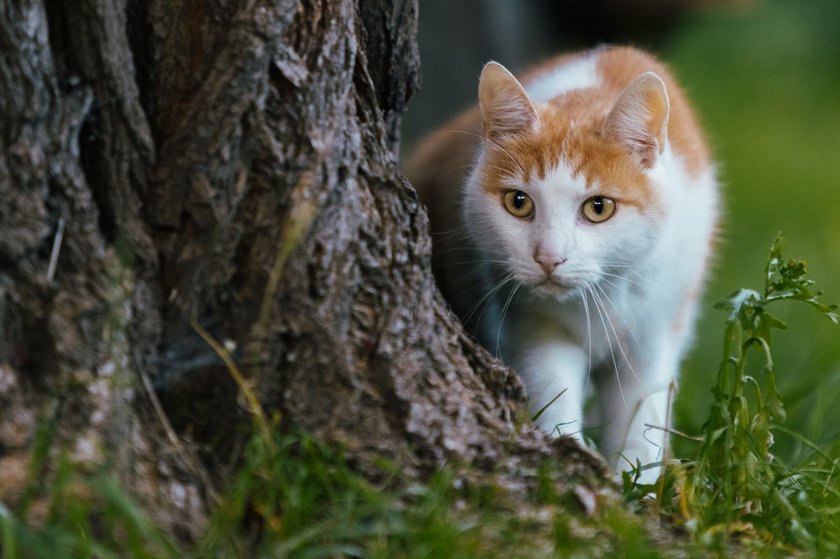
<box><xmin>533</xmin><ymin>252</ymin><xmax>567</xmax><ymax>275</ymax></box>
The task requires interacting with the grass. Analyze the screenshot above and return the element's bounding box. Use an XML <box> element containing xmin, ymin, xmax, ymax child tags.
<box><xmin>2</xmin><ymin>235</ymin><xmax>838</xmax><ymax>558</ymax></box>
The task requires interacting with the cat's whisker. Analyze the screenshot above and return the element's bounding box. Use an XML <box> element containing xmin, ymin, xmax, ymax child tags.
<box><xmin>446</xmin><ymin>270</ymin><xmax>500</xmax><ymax>290</ymax></box>
<box><xmin>434</xmin><ymin>259</ymin><xmax>510</xmax><ymax>267</ymax></box>
<box><xmin>430</xmin><ymin>164</ymin><xmax>478</xmax><ymax>182</ymax></box>
<box><xmin>599</xmin><ymin>275</ymin><xmax>668</xmax><ymax>322</ymax></box>
<box><xmin>430</xmin><ymin>228</ymin><xmax>472</xmax><ymax>241</ymax></box>
<box><xmin>600</xmin><ymin>271</ymin><xmax>647</xmax><ymax>288</ymax></box>
<box><xmin>599</xmin><ymin>276</ymin><xmax>644</xmax><ymax>305</ymax></box>
<box><xmin>432</xmin><ymin>261</ymin><xmax>505</xmax><ymax>290</ymax></box>
<box><xmin>601</xmin><ymin>274</ymin><xmax>650</xmax><ymax>301</ymax></box>
<box><xmin>432</xmin><ymin>234</ymin><xmax>473</xmax><ymax>246</ymax></box>
<box><xmin>588</xmin><ymin>286</ymin><xmax>626</xmax><ymax>406</ymax></box>
<box><xmin>581</xmin><ymin>287</ymin><xmax>593</xmax><ymax>391</ymax></box>
<box><xmin>462</xmin><ymin>273</ymin><xmax>516</xmax><ymax>328</ymax></box>
<box><xmin>597</xmin><ymin>280</ymin><xmax>644</xmax><ymax>348</ymax></box>
<box><xmin>599</xmin><ymin>267</ymin><xmax>640</xmax><ymax>278</ymax></box>
<box><xmin>474</xmin><ymin>277</ymin><xmax>517</xmax><ymax>334</ymax></box>
<box><xmin>433</xmin><ymin>245</ymin><xmax>507</xmax><ymax>257</ymax></box>
<box><xmin>428</xmin><ymin>225</ymin><xmax>465</xmax><ymax>234</ymax></box>
<box><xmin>495</xmin><ymin>283</ymin><xmax>521</xmax><ymax>357</ymax></box>
<box><xmin>593</xmin><ymin>284</ymin><xmax>642</xmax><ymax>386</ymax></box>
<box><xmin>444</xmin><ymin>128</ymin><xmax>529</xmax><ymax>178</ymax></box>
<box><xmin>600</xmin><ymin>266</ymin><xmax>644</xmax><ymax>281</ymax></box>
<box><xmin>598</xmin><ymin>260</ymin><xmax>638</xmax><ymax>267</ymax></box>
<box><xmin>480</xmin><ymin>163</ymin><xmax>521</xmax><ymax>175</ymax></box>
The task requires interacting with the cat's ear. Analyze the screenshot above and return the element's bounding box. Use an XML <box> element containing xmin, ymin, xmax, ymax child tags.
<box><xmin>603</xmin><ymin>72</ymin><xmax>670</xmax><ymax>168</ymax></box>
<box><xmin>479</xmin><ymin>62</ymin><xmax>538</xmax><ymax>142</ymax></box>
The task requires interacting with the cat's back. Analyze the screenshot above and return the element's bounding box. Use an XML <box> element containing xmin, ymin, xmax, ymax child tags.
<box><xmin>405</xmin><ymin>106</ymin><xmax>482</xmax><ymax>243</ymax></box>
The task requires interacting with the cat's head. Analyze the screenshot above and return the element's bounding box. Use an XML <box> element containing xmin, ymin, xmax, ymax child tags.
<box><xmin>464</xmin><ymin>60</ymin><xmax>672</xmax><ymax>299</ymax></box>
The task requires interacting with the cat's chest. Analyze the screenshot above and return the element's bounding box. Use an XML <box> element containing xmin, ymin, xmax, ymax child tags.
<box><xmin>500</xmin><ymin>283</ymin><xmax>649</xmax><ymax>367</ymax></box>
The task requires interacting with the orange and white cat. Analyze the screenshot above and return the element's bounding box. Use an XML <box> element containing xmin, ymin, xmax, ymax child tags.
<box><xmin>408</xmin><ymin>47</ymin><xmax>718</xmax><ymax>482</ymax></box>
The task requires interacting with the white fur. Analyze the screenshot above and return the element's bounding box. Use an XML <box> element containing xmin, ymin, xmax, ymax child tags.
<box><xmin>461</xmin><ymin>63</ymin><xmax>718</xmax><ymax>484</ymax></box>
<box><xmin>524</xmin><ymin>54</ymin><xmax>600</xmax><ymax>102</ymax></box>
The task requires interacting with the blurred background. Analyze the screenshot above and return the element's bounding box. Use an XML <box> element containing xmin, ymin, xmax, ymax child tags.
<box><xmin>402</xmin><ymin>0</ymin><xmax>840</xmax><ymax>460</ymax></box>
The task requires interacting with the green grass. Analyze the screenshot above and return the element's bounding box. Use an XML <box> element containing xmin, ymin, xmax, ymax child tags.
<box><xmin>0</xmin><ymin>457</ymin><xmax>179</xmax><ymax>558</ymax></box>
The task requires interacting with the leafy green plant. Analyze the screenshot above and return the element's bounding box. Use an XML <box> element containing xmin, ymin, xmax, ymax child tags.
<box><xmin>635</xmin><ymin>235</ymin><xmax>840</xmax><ymax>554</ymax></box>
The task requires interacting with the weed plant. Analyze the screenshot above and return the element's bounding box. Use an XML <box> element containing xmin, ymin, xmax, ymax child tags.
<box><xmin>626</xmin><ymin>236</ymin><xmax>840</xmax><ymax>555</ymax></box>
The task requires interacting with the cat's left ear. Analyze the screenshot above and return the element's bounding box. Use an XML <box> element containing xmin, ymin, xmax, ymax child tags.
<box><xmin>603</xmin><ymin>72</ymin><xmax>670</xmax><ymax>168</ymax></box>
<box><xmin>479</xmin><ymin>62</ymin><xmax>538</xmax><ymax>143</ymax></box>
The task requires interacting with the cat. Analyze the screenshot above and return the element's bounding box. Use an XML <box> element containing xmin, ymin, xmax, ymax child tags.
<box><xmin>407</xmin><ymin>46</ymin><xmax>718</xmax><ymax>482</ymax></box>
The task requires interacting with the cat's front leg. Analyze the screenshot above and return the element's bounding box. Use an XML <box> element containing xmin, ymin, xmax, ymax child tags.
<box><xmin>597</xmin><ymin>342</ymin><xmax>680</xmax><ymax>484</ymax></box>
<box><xmin>511</xmin><ymin>335</ymin><xmax>589</xmax><ymax>442</ymax></box>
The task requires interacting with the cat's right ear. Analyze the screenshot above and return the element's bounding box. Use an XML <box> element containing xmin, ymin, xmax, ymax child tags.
<box><xmin>603</xmin><ymin>72</ymin><xmax>670</xmax><ymax>169</ymax></box>
<box><xmin>479</xmin><ymin>62</ymin><xmax>538</xmax><ymax>143</ymax></box>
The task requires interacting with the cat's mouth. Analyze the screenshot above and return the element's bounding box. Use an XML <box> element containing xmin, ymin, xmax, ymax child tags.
<box><xmin>531</xmin><ymin>276</ymin><xmax>576</xmax><ymax>297</ymax></box>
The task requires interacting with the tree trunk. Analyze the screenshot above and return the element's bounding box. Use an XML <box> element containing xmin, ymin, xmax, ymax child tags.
<box><xmin>0</xmin><ymin>0</ymin><xmax>605</xmax><ymax>538</ymax></box>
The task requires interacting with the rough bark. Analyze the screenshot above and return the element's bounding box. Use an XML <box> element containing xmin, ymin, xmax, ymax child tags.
<box><xmin>0</xmin><ymin>0</ymin><xmax>605</xmax><ymax>539</ymax></box>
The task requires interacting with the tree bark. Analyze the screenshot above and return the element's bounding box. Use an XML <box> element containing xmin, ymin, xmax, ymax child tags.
<box><xmin>0</xmin><ymin>0</ymin><xmax>605</xmax><ymax>539</ymax></box>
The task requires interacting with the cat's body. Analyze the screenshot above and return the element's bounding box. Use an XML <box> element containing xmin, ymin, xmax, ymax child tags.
<box><xmin>407</xmin><ymin>47</ymin><xmax>718</xmax><ymax>481</ymax></box>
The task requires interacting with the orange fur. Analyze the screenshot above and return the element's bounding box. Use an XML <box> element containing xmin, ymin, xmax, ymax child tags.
<box><xmin>409</xmin><ymin>47</ymin><xmax>710</xmax><ymax>220</ymax></box>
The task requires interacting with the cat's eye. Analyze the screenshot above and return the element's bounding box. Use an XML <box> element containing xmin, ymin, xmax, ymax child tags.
<box><xmin>581</xmin><ymin>196</ymin><xmax>616</xmax><ymax>223</ymax></box>
<box><xmin>502</xmin><ymin>190</ymin><xmax>534</xmax><ymax>219</ymax></box>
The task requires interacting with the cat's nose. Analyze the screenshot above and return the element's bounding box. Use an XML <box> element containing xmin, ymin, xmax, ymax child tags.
<box><xmin>533</xmin><ymin>251</ymin><xmax>567</xmax><ymax>275</ymax></box>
